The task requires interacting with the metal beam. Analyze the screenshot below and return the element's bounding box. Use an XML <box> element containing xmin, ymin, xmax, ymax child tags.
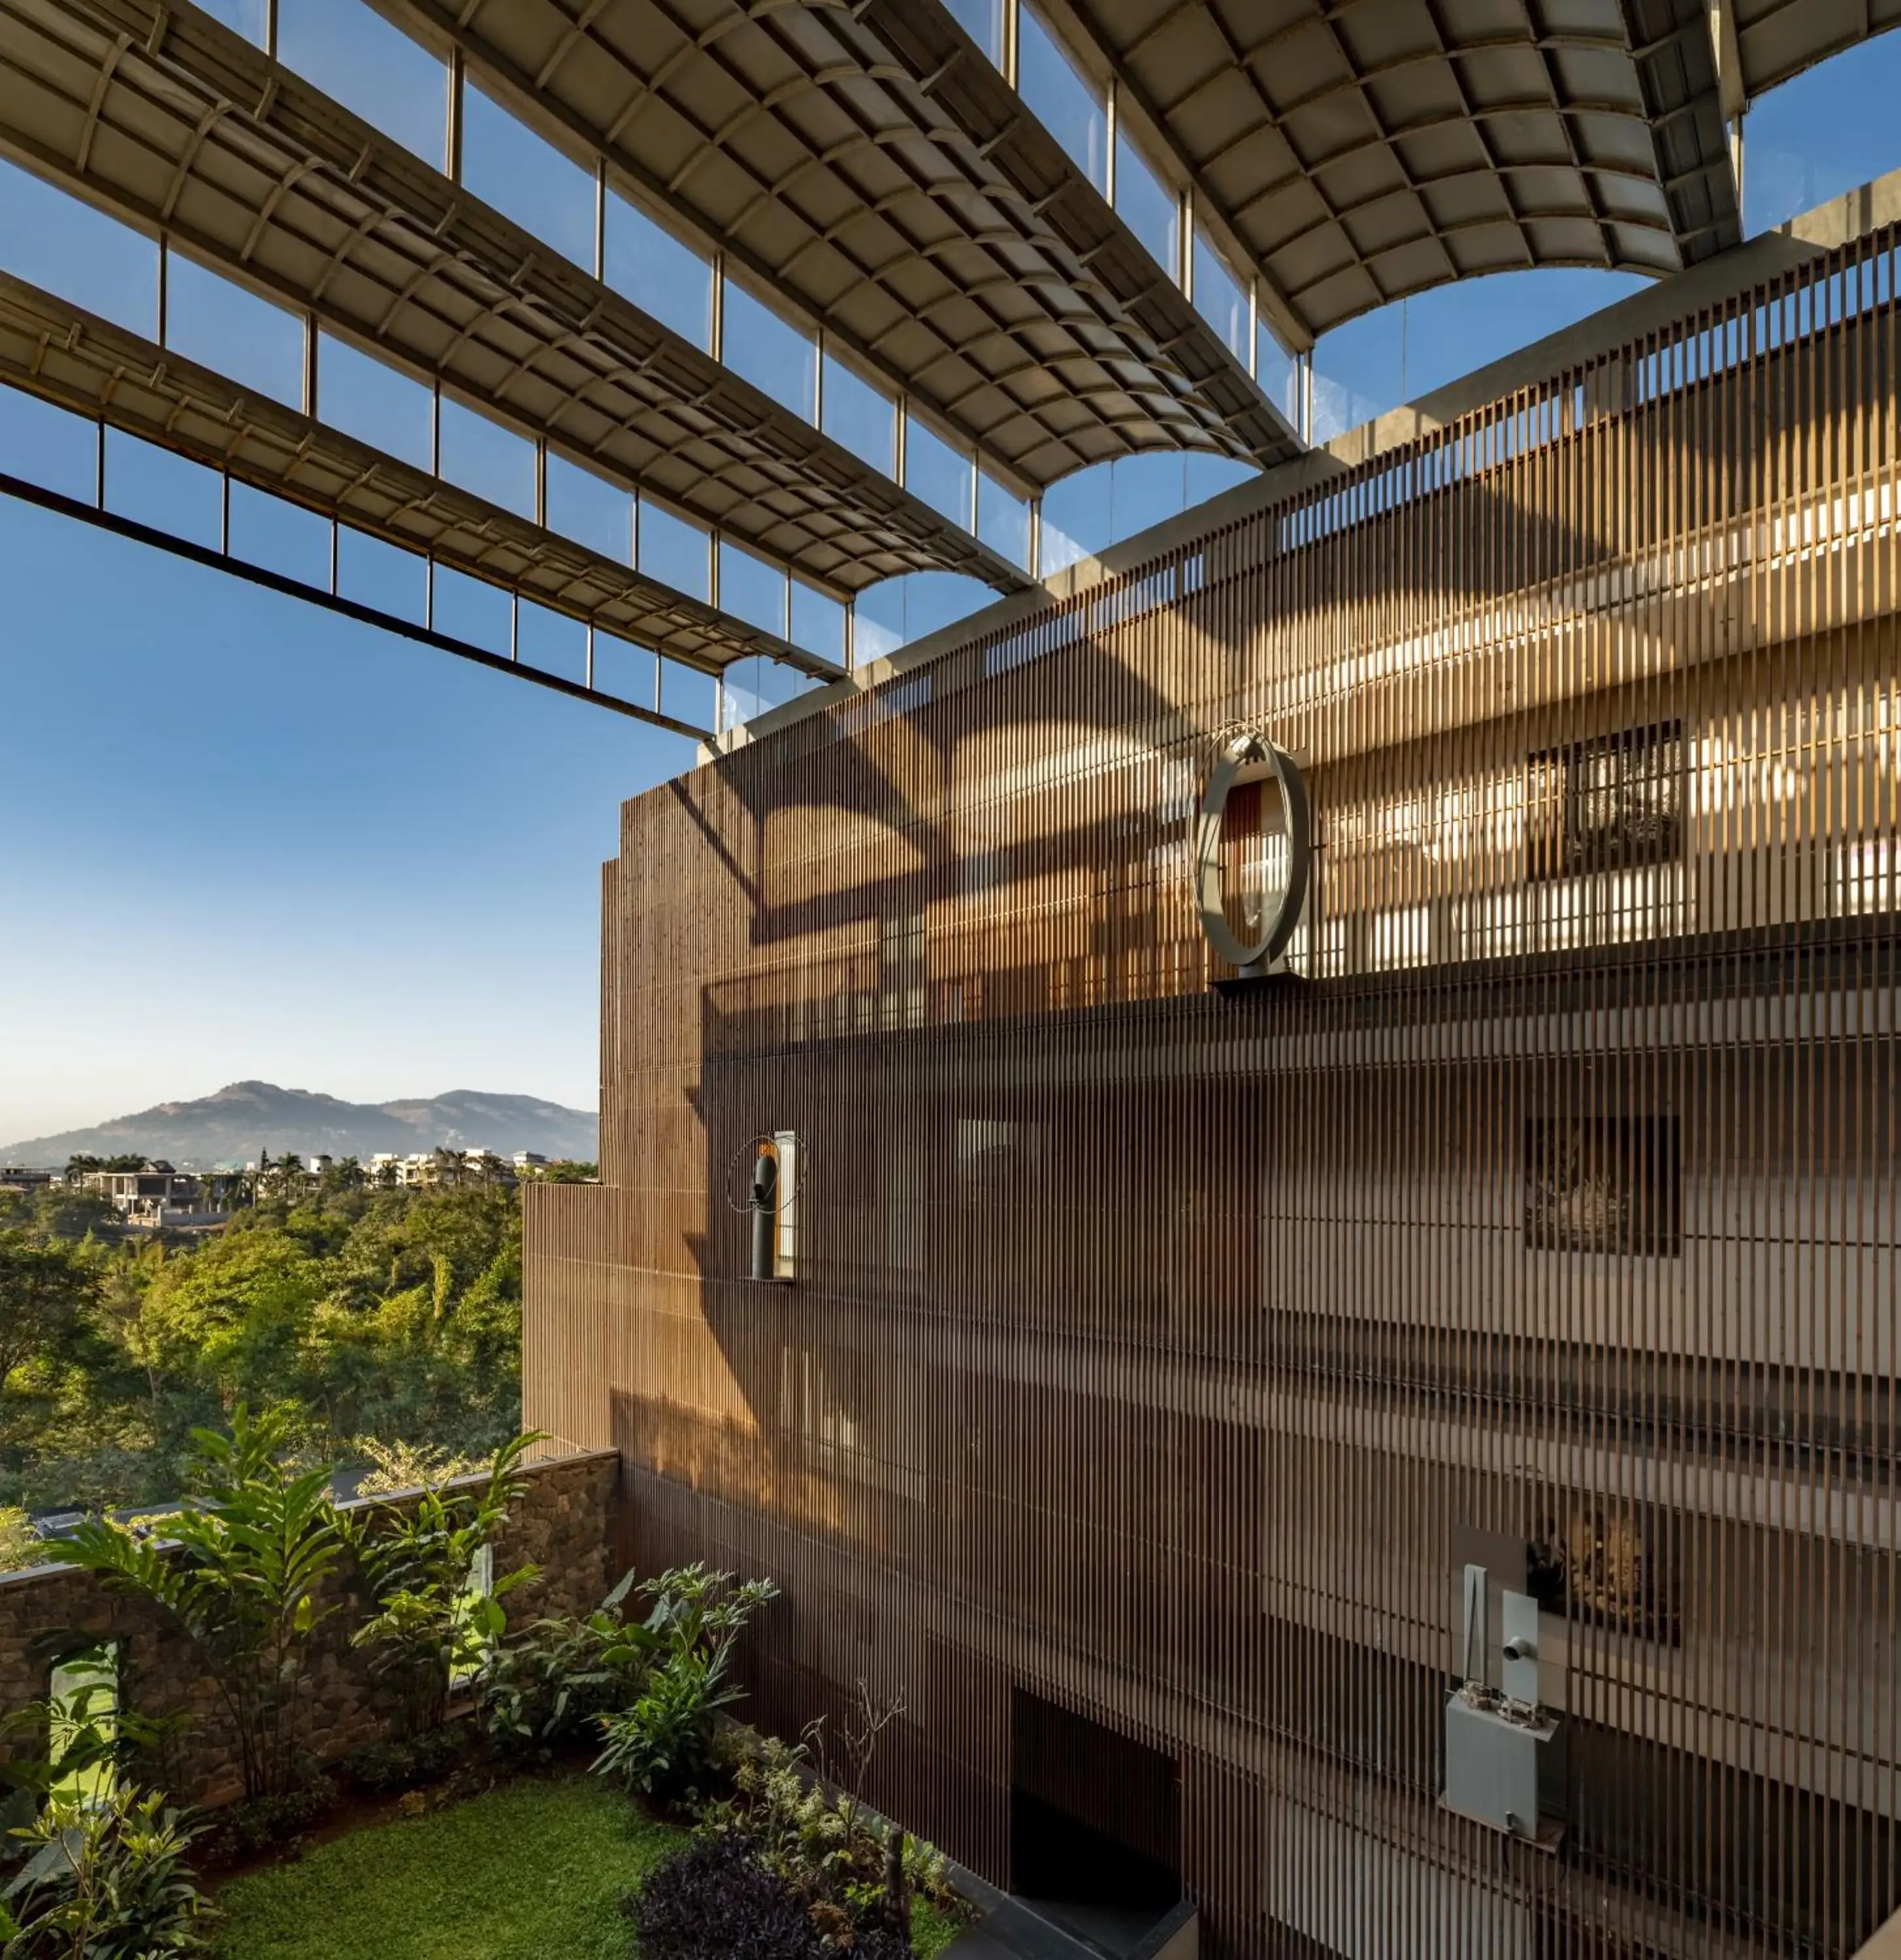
<box><xmin>0</xmin><ymin>0</ymin><xmax>1032</xmax><ymax>598</ymax></box>
<box><xmin>0</xmin><ymin>467</ymin><xmax>712</xmax><ymax>734</ymax></box>
<box><xmin>0</xmin><ymin>270</ymin><xmax>841</xmax><ymax>683</ymax></box>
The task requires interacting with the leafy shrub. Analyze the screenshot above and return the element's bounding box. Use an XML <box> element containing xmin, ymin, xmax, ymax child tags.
<box><xmin>0</xmin><ymin>1778</ymin><xmax>212</xmax><ymax>1957</ymax></box>
<box><xmin>622</xmin><ymin>1835</ymin><xmax>824</xmax><ymax>1960</ymax></box>
<box><xmin>0</xmin><ymin>1505</ymin><xmax>42</xmax><ymax>1575</ymax></box>
<box><xmin>44</xmin><ymin>1406</ymin><xmax>344</xmax><ymax>1802</ymax></box>
<box><xmin>486</xmin><ymin>1562</ymin><xmax>777</xmax><ymax>1768</ymax></box>
<box><xmin>593</xmin><ymin>1648</ymin><xmax>741</xmax><ymax>1804</ymax></box>
<box><xmin>201</xmin><ymin>1778</ymin><xmax>336</xmax><ymax>1866</ymax></box>
<box><xmin>481</xmin><ymin>1573</ymin><xmax>654</xmax><ymax>1756</ymax></box>
<box><xmin>346</xmin><ymin>1431</ymin><xmax>542</xmax><ymax>1736</ymax></box>
<box><xmin>349</xmin><ymin>1437</ymin><xmax>484</xmax><ymax>1498</ymax></box>
<box><xmin>697</xmin><ymin>1727</ymin><xmax>964</xmax><ymax>1950</ymax></box>
<box><xmin>583</xmin><ymin>1565</ymin><xmax>777</xmax><ymax>1805</ymax></box>
<box><xmin>342</xmin><ymin>1727</ymin><xmax>466</xmax><ymax>1797</ymax></box>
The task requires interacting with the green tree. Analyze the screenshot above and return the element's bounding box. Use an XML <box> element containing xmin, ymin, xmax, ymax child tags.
<box><xmin>0</xmin><ymin>1230</ymin><xmax>99</xmax><ymax>1390</ymax></box>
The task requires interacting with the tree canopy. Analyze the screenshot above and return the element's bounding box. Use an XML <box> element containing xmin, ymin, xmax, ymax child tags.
<box><xmin>0</xmin><ymin>1177</ymin><xmax>524</xmax><ymax>1515</ymax></box>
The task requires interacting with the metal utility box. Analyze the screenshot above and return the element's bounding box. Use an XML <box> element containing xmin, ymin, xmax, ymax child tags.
<box><xmin>1441</xmin><ymin>1561</ymin><xmax>1565</xmax><ymax>1842</ymax></box>
<box><xmin>1442</xmin><ymin>1690</ymin><xmax>1564</xmax><ymax>1840</ymax></box>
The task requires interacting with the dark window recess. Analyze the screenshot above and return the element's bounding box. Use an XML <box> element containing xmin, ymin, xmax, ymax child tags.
<box><xmin>1526</xmin><ymin>721</ymin><xmax>1685</xmax><ymax>880</ymax></box>
<box><xmin>1524</xmin><ymin>1115</ymin><xmax>1682</xmax><ymax>1256</ymax></box>
<box><xmin>1527</xmin><ymin>1499</ymin><xmax>1681</xmax><ymax>1646</ymax></box>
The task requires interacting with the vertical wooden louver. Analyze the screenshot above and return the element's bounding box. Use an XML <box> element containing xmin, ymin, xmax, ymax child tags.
<box><xmin>526</xmin><ymin>221</ymin><xmax>1901</xmax><ymax>1958</ymax></box>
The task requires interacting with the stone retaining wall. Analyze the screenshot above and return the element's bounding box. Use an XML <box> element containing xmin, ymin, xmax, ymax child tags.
<box><xmin>0</xmin><ymin>1448</ymin><xmax>618</xmax><ymax>1806</ymax></box>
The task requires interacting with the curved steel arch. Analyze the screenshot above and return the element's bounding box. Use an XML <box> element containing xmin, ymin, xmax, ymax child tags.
<box><xmin>365</xmin><ymin>0</ymin><xmax>1305</xmax><ymax>487</ymax></box>
<box><xmin>1035</xmin><ymin>0</ymin><xmax>1742</xmax><ymax>339</ymax></box>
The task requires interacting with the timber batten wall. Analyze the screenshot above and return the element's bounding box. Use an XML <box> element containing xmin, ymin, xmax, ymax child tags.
<box><xmin>527</xmin><ymin>219</ymin><xmax>1901</xmax><ymax>1959</ymax></box>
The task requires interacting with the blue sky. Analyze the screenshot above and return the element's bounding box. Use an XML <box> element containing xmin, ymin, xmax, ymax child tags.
<box><xmin>0</xmin><ymin>500</ymin><xmax>691</xmax><ymax>1145</ymax></box>
<box><xmin>3</xmin><ymin>26</ymin><xmax>1900</xmax><ymax>1147</ymax></box>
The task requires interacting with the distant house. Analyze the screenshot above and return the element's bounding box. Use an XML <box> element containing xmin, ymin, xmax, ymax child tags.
<box><xmin>368</xmin><ymin>1149</ymin><xmax>512</xmax><ymax>1188</ymax></box>
<box><xmin>80</xmin><ymin>1161</ymin><xmax>229</xmax><ymax>1229</ymax></box>
<box><xmin>0</xmin><ymin>1166</ymin><xmax>54</xmax><ymax>1194</ymax></box>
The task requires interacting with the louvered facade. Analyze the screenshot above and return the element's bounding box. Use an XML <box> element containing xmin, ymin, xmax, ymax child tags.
<box><xmin>531</xmin><ymin>195</ymin><xmax>1901</xmax><ymax>1959</ymax></box>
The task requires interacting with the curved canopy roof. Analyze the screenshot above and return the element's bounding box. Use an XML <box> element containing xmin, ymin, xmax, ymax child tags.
<box><xmin>1732</xmin><ymin>0</ymin><xmax>1901</xmax><ymax>93</ymax></box>
<box><xmin>0</xmin><ymin>272</ymin><xmax>838</xmax><ymax>682</ymax></box>
<box><xmin>1037</xmin><ymin>0</ymin><xmax>1738</xmax><ymax>340</ymax></box>
<box><xmin>368</xmin><ymin>0</ymin><xmax>1305</xmax><ymax>485</ymax></box>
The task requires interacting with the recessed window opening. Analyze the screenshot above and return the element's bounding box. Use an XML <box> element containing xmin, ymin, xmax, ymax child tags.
<box><xmin>276</xmin><ymin>0</ymin><xmax>447</xmax><ymax>170</ymax></box>
<box><xmin>604</xmin><ymin>191</ymin><xmax>714</xmax><ymax>351</ymax></box>
<box><xmin>1115</xmin><ymin>135</ymin><xmax>1179</xmax><ymax>278</ymax></box>
<box><xmin>1527</xmin><ymin>722</ymin><xmax>1685</xmax><ymax>882</ymax></box>
<box><xmin>942</xmin><ymin>0</ymin><xmax>1007</xmax><ymax>66</ymax></box>
<box><xmin>1523</xmin><ymin>1115</ymin><xmax>1682</xmax><ymax>1256</ymax></box>
<box><xmin>0</xmin><ymin>157</ymin><xmax>159</xmax><ymax>338</ymax></box>
<box><xmin>163</xmin><ymin>250</ymin><xmax>307</xmax><ymax>410</ymax></box>
<box><xmin>49</xmin><ymin>1643</ymin><xmax>120</xmax><ymax>1805</ymax></box>
<box><xmin>638</xmin><ymin>501</ymin><xmax>711</xmax><ymax>602</ymax></box>
<box><xmin>461</xmin><ymin>86</ymin><xmax>597</xmax><ymax>274</ymax></box>
<box><xmin>1528</xmin><ymin>1501</ymin><xmax>1680</xmax><ymax>1644</ymax></box>
<box><xmin>437</xmin><ymin>395</ymin><xmax>538</xmax><ymax>520</ymax></box>
<box><xmin>722</xmin><ymin>283</ymin><xmax>818</xmax><ymax>423</ymax></box>
<box><xmin>905</xmin><ymin>418</ymin><xmax>976</xmax><ymax>531</ymax></box>
<box><xmin>1016</xmin><ymin>5</ymin><xmax>1107</xmax><ymax>193</ymax></box>
<box><xmin>1192</xmin><ymin>230</ymin><xmax>1248</xmax><ymax>366</ymax></box>
<box><xmin>316</xmin><ymin>332</ymin><xmax>434</xmax><ymax>472</ymax></box>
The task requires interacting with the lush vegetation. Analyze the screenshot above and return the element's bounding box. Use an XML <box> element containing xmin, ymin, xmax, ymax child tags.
<box><xmin>0</xmin><ymin>1170</ymin><xmax>527</xmax><ymax>1516</ymax></box>
<box><xmin>2</xmin><ymin>1405</ymin><xmax>964</xmax><ymax>1953</ymax></box>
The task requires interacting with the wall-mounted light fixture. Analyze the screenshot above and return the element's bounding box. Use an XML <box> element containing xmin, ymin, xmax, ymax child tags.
<box><xmin>743</xmin><ymin>1130</ymin><xmax>800</xmax><ymax>1284</ymax></box>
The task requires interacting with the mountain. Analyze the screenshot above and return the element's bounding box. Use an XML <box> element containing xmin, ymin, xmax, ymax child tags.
<box><xmin>0</xmin><ymin>1081</ymin><xmax>597</xmax><ymax>1170</ymax></box>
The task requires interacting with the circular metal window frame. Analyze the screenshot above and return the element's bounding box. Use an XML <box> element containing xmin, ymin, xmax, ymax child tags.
<box><xmin>1193</xmin><ymin>732</ymin><xmax>1313</xmax><ymax>974</ymax></box>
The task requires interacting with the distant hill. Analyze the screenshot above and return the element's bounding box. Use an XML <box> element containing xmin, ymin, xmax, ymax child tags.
<box><xmin>0</xmin><ymin>1081</ymin><xmax>597</xmax><ymax>1170</ymax></box>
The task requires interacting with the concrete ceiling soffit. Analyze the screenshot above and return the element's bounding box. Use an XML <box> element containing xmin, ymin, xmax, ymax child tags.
<box><xmin>1038</xmin><ymin>0</ymin><xmax>1740</xmax><ymax>337</ymax></box>
<box><xmin>1731</xmin><ymin>0</ymin><xmax>1901</xmax><ymax>100</ymax></box>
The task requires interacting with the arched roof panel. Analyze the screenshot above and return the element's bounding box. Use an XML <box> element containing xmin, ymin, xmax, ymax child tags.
<box><xmin>366</xmin><ymin>0</ymin><xmax>1307</xmax><ymax>485</ymax></box>
<box><xmin>1036</xmin><ymin>0</ymin><xmax>1742</xmax><ymax>336</ymax></box>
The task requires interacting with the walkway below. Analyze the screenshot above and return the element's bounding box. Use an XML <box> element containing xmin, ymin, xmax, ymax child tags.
<box><xmin>945</xmin><ymin>1874</ymin><xmax>1195</xmax><ymax>1960</ymax></box>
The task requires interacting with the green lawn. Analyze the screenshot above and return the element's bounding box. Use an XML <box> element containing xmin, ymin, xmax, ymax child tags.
<box><xmin>213</xmin><ymin>1772</ymin><xmax>970</xmax><ymax>1960</ymax></box>
<box><xmin>214</xmin><ymin>1775</ymin><xmax>686</xmax><ymax>1960</ymax></box>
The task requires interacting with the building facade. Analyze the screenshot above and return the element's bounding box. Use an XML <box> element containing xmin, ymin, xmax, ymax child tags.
<box><xmin>525</xmin><ymin>215</ymin><xmax>1901</xmax><ymax>1958</ymax></box>
<box><xmin>80</xmin><ymin>1162</ymin><xmax>229</xmax><ymax>1229</ymax></box>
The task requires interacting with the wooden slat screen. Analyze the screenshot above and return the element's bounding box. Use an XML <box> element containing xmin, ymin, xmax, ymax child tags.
<box><xmin>526</xmin><ymin>222</ymin><xmax>1901</xmax><ymax>1959</ymax></box>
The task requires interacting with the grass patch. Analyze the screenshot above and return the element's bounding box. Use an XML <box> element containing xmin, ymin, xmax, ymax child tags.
<box><xmin>911</xmin><ymin>1896</ymin><xmax>967</xmax><ymax>1957</ymax></box>
<box><xmin>213</xmin><ymin>1774</ymin><xmax>686</xmax><ymax>1960</ymax></box>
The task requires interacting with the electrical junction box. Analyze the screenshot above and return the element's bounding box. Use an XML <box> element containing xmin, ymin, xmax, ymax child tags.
<box><xmin>1442</xmin><ymin>1688</ymin><xmax>1565</xmax><ymax>1842</ymax></box>
<box><xmin>1441</xmin><ymin>1561</ymin><xmax>1565</xmax><ymax>1844</ymax></box>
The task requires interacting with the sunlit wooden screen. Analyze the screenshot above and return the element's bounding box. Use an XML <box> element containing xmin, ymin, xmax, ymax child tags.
<box><xmin>525</xmin><ymin>221</ymin><xmax>1901</xmax><ymax>1960</ymax></box>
